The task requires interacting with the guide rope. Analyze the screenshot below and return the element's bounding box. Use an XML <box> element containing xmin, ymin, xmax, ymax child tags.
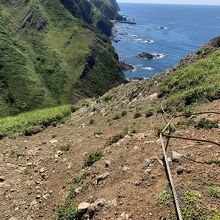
<box><xmin>159</xmin><ymin>107</ymin><xmax>220</xmax><ymax>220</ymax></box>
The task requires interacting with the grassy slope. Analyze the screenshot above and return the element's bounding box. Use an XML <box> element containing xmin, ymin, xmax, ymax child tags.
<box><xmin>0</xmin><ymin>105</ymin><xmax>72</xmax><ymax>138</ymax></box>
<box><xmin>160</xmin><ymin>47</ymin><xmax>220</xmax><ymax>112</ymax></box>
<box><xmin>0</xmin><ymin>0</ymin><xmax>124</xmax><ymax>117</ymax></box>
<box><xmin>1</xmin><ymin>41</ymin><xmax>220</xmax><ymax>138</ymax></box>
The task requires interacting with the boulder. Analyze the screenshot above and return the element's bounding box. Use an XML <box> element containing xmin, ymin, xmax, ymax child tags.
<box><xmin>172</xmin><ymin>151</ymin><xmax>183</xmax><ymax>163</ymax></box>
<box><xmin>104</xmin><ymin>160</ymin><xmax>111</xmax><ymax>168</ymax></box>
<box><xmin>119</xmin><ymin>61</ymin><xmax>134</xmax><ymax>71</ymax></box>
<box><xmin>96</xmin><ymin>172</ymin><xmax>110</xmax><ymax>184</ymax></box>
<box><xmin>78</xmin><ymin>202</ymin><xmax>90</xmax><ymax>216</ymax></box>
<box><xmin>139</xmin><ymin>52</ymin><xmax>156</xmax><ymax>59</ymax></box>
<box><xmin>0</xmin><ymin>176</ymin><xmax>5</xmax><ymax>182</ymax></box>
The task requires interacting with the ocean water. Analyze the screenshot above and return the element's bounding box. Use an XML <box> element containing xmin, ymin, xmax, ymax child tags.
<box><xmin>112</xmin><ymin>3</ymin><xmax>220</xmax><ymax>79</ymax></box>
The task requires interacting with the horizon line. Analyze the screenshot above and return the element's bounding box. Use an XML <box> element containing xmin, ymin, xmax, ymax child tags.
<box><xmin>117</xmin><ymin>2</ymin><xmax>220</xmax><ymax>6</ymax></box>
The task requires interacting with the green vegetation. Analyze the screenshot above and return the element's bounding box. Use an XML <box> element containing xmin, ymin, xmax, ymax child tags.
<box><xmin>175</xmin><ymin>117</ymin><xmax>219</xmax><ymax>130</ymax></box>
<box><xmin>181</xmin><ymin>190</ymin><xmax>220</xmax><ymax>220</ymax></box>
<box><xmin>129</xmin><ymin>122</ymin><xmax>139</xmax><ymax>134</ymax></box>
<box><xmin>207</xmin><ymin>157</ymin><xmax>220</xmax><ymax>166</ymax></box>
<box><xmin>72</xmin><ymin>172</ymin><xmax>88</xmax><ymax>185</ymax></box>
<box><xmin>176</xmin><ymin>119</ymin><xmax>194</xmax><ymax>128</ymax></box>
<box><xmin>55</xmin><ymin>205</ymin><xmax>77</xmax><ymax>220</ymax></box>
<box><xmin>0</xmin><ymin>0</ymin><xmax>124</xmax><ymax>117</ymax></box>
<box><xmin>160</xmin><ymin>50</ymin><xmax>220</xmax><ymax>111</ymax></box>
<box><xmin>157</xmin><ymin>190</ymin><xmax>173</xmax><ymax>205</ymax></box>
<box><xmin>133</xmin><ymin>112</ymin><xmax>142</xmax><ymax>119</ymax></box>
<box><xmin>121</xmin><ymin>111</ymin><xmax>128</xmax><ymax>117</ymax></box>
<box><xmin>68</xmin><ymin>187</ymin><xmax>76</xmax><ymax>200</ymax></box>
<box><xmin>145</xmin><ymin>109</ymin><xmax>154</xmax><ymax>118</ymax></box>
<box><xmin>60</xmin><ymin>143</ymin><xmax>70</xmax><ymax>152</ymax></box>
<box><xmin>84</xmin><ymin>150</ymin><xmax>103</xmax><ymax>167</ymax></box>
<box><xmin>107</xmin><ymin>132</ymin><xmax>125</xmax><ymax>145</ymax></box>
<box><xmin>0</xmin><ymin>105</ymin><xmax>71</xmax><ymax>138</ymax></box>
<box><xmin>103</xmin><ymin>95</ymin><xmax>113</xmax><ymax>102</ymax></box>
<box><xmin>207</xmin><ymin>187</ymin><xmax>220</xmax><ymax>198</ymax></box>
<box><xmin>88</xmin><ymin>118</ymin><xmax>95</xmax><ymax>125</ymax></box>
<box><xmin>195</xmin><ymin>118</ymin><xmax>219</xmax><ymax>129</ymax></box>
<box><xmin>113</xmin><ymin>114</ymin><xmax>120</xmax><ymax>120</ymax></box>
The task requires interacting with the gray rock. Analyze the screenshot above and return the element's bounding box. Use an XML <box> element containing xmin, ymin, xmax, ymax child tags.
<box><xmin>122</xmin><ymin>166</ymin><xmax>130</xmax><ymax>172</ymax></box>
<box><xmin>108</xmin><ymin>198</ymin><xmax>117</xmax><ymax>207</ymax></box>
<box><xmin>92</xmin><ymin>198</ymin><xmax>107</xmax><ymax>210</ymax></box>
<box><xmin>78</xmin><ymin>202</ymin><xmax>90</xmax><ymax>216</ymax></box>
<box><xmin>49</xmin><ymin>139</ymin><xmax>58</xmax><ymax>144</ymax></box>
<box><xmin>81</xmin><ymin>214</ymin><xmax>90</xmax><ymax>220</ymax></box>
<box><xmin>96</xmin><ymin>172</ymin><xmax>110</xmax><ymax>184</ymax></box>
<box><xmin>0</xmin><ymin>176</ymin><xmax>5</xmax><ymax>182</ymax></box>
<box><xmin>75</xmin><ymin>187</ymin><xmax>83</xmax><ymax>194</ymax></box>
<box><xmin>134</xmin><ymin>180</ymin><xmax>141</xmax><ymax>186</ymax></box>
<box><xmin>172</xmin><ymin>151</ymin><xmax>183</xmax><ymax>163</ymax></box>
<box><xmin>105</xmin><ymin>160</ymin><xmax>111</xmax><ymax>168</ymax></box>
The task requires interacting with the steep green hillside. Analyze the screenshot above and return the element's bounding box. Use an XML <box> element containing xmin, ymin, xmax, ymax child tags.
<box><xmin>159</xmin><ymin>39</ymin><xmax>220</xmax><ymax>111</ymax></box>
<box><xmin>90</xmin><ymin>0</ymin><xmax>124</xmax><ymax>21</ymax></box>
<box><xmin>0</xmin><ymin>0</ymin><xmax>125</xmax><ymax>117</ymax></box>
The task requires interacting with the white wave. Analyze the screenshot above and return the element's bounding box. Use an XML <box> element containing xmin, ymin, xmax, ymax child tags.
<box><xmin>135</xmin><ymin>38</ymin><xmax>143</xmax><ymax>41</ymax></box>
<box><xmin>159</xmin><ymin>26</ymin><xmax>168</xmax><ymax>30</ymax></box>
<box><xmin>132</xmin><ymin>67</ymin><xmax>137</xmax><ymax>72</ymax></box>
<box><xmin>152</xmin><ymin>53</ymin><xmax>165</xmax><ymax>59</ymax></box>
<box><xmin>142</xmin><ymin>67</ymin><xmax>154</xmax><ymax>71</ymax></box>
<box><xmin>143</xmin><ymin>40</ymin><xmax>154</xmax><ymax>44</ymax></box>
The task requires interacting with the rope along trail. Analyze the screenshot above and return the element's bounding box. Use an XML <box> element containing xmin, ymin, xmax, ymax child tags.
<box><xmin>159</xmin><ymin>110</ymin><xmax>220</xmax><ymax>220</ymax></box>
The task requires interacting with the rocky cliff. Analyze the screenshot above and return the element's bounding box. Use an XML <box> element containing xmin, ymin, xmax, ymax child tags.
<box><xmin>0</xmin><ymin>0</ymin><xmax>125</xmax><ymax>117</ymax></box>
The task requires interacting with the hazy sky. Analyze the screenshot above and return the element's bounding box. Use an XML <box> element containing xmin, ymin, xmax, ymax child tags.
<box><xmin>117</xmin><ymin>0</ymin><xmax>220</xmax><ymax>5</ymax></box>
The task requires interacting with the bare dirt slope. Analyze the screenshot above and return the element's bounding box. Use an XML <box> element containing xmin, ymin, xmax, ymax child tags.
<box><xmin>0</xmin><ymin>80</ymin><xmax>220</xmax><ymax>220</ymax></box>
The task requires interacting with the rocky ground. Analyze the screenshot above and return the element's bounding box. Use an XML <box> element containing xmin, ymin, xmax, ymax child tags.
<box><xmin>0</xmin><ymin>79</ymin><xmax>220</xmax><ymax>220</ymax></box>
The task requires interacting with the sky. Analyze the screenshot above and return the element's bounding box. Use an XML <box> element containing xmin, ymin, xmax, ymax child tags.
<box><xmin>117</xmin><ymin>0</ymin><xmax>220</xmax><ymax>5</ymax></box>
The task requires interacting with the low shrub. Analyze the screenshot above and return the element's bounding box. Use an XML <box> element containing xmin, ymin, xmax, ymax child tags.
<box><xmin>195</xmin><ymin>118</ymin><xmax>219</xmax><ymax>129</ymax></box>
<box><xmin>55</xmin><ymin>206</ymin><xmax>77</xmax><ymax>220</ymax></box>
<box><xmin>145</xmin><ymin>109</ymin><xmax>153</xmax><ymax>118</ymax></box>
<box><xmin>84</xmin><ymin>150</ymin><xmax>103</xmax><ymax>167</ymax></box>
<box><xmin>133</xmin><ymin>112</ymin><xmax>142</xmax><ymax>119</ymax></box>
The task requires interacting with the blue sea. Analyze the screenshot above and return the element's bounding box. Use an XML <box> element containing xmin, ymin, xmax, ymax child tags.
<box><xmin>113</xmin><ymin>3</ymin><xmax>220</xmax><ymax>79</ymax></box>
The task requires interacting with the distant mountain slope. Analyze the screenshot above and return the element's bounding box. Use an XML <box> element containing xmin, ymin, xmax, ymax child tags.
<box><xmin>0</xmin><ymin>0</ymin><xmax>125</xmax><ymax>117</ymax></box>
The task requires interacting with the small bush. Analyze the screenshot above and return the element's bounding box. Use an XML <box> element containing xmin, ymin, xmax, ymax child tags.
<box><xmin>195</xmin><ymin>118</ymin><xmax>219</xmax><ymax>129</ymax></box>
<box><xmin>72</xmin><ymin>172</ymin><xmax>88</xmax><ymax>185</ymax></box>
<box><xmin>113</xmin><ymin>114</ymin><xmax>120</xmax><ymax>120</ymax></box>
<box><xmin>68</xmin><ymin>187</ymin><xmax>76</xmax><ymax>199</ymax></box>
<box><xmin>207</xmin><ymin>187</ymin><xmax>220</xmax><ymax>198</ymax></box>
<box><xmin>129</xmin><ymin>122</ymin><xmax>139</xmax><ymax>134</ymax></box>
<box><xmin>60</xmin><ymin>144</ymin><xmax>70</xmax><ymax>152</ymax></box>
<box><xmin>176</xmin><ymin>119</ymin><xmax>195</xmax><ymax>128</ymax></box>
<box><xmin>84</xmin><ymin>150</ymin><xmax>103</xmax><ymax>167</ymax></box>
<box><xmin>186</xmin><ymin>191</ymin><xmax>200</xmax><ymax>204</ymax></box>
<box><xmin>70</xmin><ymin>105</ymin><xmax>80</xmax><ymax>113</ymax></box>
<box><xmin>157</xmin><ymin>191</ymin><xmax>173</xmax><ymax>205</ymax></box>
<box><xmin>207</xmin><ymin>158</ymin><xmax>220</xmax><ymax>166</ymax></box>
<box><xmin>182</xmin><ymin>109</ymin><xmax>193</xmax><ymax>118</ymax></box>
<box><xmin>182</xmin><ymin>190</ymin><xmax>220</xmax><ymax>220</ymax></box>
<box><xmin>121</xmin><ymin>111</ymin><xmax>127</xmax><ymax>117</ymax></box>
<box><xmin>88</xmin><ymin>119</ymin><xmax>95</xmax><ymax>125</ymax></box>
<box><xmin>155</xmin><ymin>126</ymin><xmax>163</xmax><ymax>136</ymax></box>
<box><xmin>145</xmin><ymin>109</ymin><xmax>153</xmax><ymax>118</ymax></box>
<box><xmin>133</xmin><ymin>112</ymin><xmax>142</xmax><ymax>119</ymax></box>
<box><xmin>103</xmin><ymin>95</ymin><xmax>112</xmax><ymax>102</ymax></box>
<box><xmin>55</xmin><ymin>206</ymin><xmax>77</xmax><ymax>220</ymax></box>
<box><xmin>107</xmin><ymin>132</ymin><xmax>125</xmax><ymax>145</ymax></box>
